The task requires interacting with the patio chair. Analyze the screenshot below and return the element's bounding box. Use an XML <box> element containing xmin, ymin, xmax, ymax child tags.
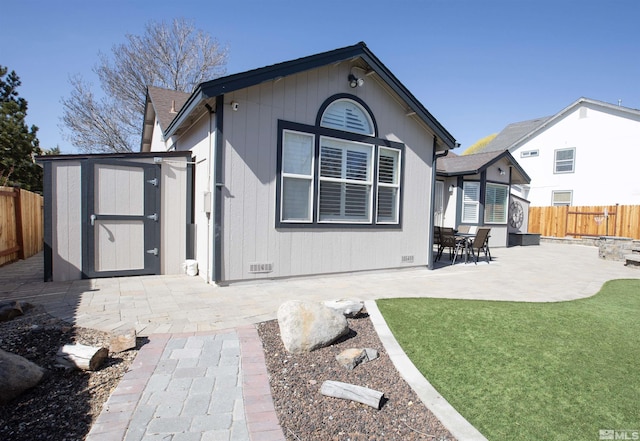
<box><xmin>469</xmin><ymin>228</ymin><xmax>492</xmax><ymax>264</ymax></box>
<box><xmin>438</xmin><ymin>227</ymin><xmax>466</xmax><ymax>263</ymax></box>
<box><xmin>456</xmin><ymin>225</ymin><xmax>470</xmax><ymax>234</ymax></box>
<box><xmin>434</xmin><ymin>226</ymin><xmax>442</xmax><ymax>258</ymax></box>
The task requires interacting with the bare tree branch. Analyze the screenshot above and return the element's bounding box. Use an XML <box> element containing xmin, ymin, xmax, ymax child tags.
<box><xmin>61</xmin><ymin>18</ymin><xmax>228</xmax><ymax>153</ymax></box>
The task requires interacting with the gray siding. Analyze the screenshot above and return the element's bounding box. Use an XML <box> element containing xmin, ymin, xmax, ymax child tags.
<box><xmin>219</xmin><ymin>64</ymin><xmax>438</xmax><ymax>282</ymax></box>
<box><xmin>51</xmin><ymin>162</ymin><xmax>82</xmax><ymax>281</ymax></box>
<box><xmin>160</xmin><ymin>157</ymin><xmax>189</xmax><ymax>274</ymax></box>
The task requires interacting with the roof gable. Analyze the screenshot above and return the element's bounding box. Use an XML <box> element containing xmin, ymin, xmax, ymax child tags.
<box><xmin>148</xmin><ymin>86</ymin><xmax>191</xmax><ymax>131</ymax></box>
<box><xmin>437</xmin><ymin>150</ymin><xmax>530</xmax><ymax>184</ymax></box>
<box><xmin>141</xmin><ymin>87</ymin><xmax>191</xmax><ymax>151</ymax></box>
<box><xmin>163</xmin><ymin>42</ymin><xmax>457</xmax><ymax>150</ymax></box>
<box><xmin>478</xmin><ymin>97</ymin><xmax>640</xmax><ymax>154</ymax></box>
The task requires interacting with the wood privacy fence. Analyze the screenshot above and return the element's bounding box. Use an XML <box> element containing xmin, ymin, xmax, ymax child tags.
<box><xmin>528</xmin><ymin>205</ymin><xmax>640</xmax><ymax>240</ymax></box>
<box><xmin>0</xmin><ymin>186</ymin><xmax>44</xmax><ymax>266</ymax></box>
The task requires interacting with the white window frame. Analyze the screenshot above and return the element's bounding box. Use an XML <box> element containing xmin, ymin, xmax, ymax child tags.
<box><xmin>554</xmin><ymin>148</ymin><xmax>576</xmax><ymax>173</ymax></box>
<box><xmin>376</xmin><ymin>147</ymin><xmax>401</xmax><ymax>224</ymax></box>
<box><xmin>318</xmin><ymin>137</ymin><xmax>374</xmax><ymax>224</ymax></box>
<box><xmin>485</xmin><ymin>182</ymin><xmax>509</xmax><ymax>224</ymax></box>
<box><xmin>462</xmin><ymin>181</ymin><xmax>480</xmax><ymax>223</ymax></box>
<box><xmin>552</xmin><ymin>190</ymin><xmax>573</xmax><ymax>206</ymax></box>
<box><xmin>320</xmin><ymin>99</ymin><xmax>374</xmax><ymax>135</ymax></box>
<box><xmin>280</xmin><ymin>130</ymin><xmax>315</xmax><ymax>223</ymax></box>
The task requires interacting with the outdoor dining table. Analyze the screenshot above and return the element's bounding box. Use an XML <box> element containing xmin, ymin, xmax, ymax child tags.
<box><xmin>453</xmin><ymin>232</ymin><xmax>476</xmax><ymax>264</ymax></box>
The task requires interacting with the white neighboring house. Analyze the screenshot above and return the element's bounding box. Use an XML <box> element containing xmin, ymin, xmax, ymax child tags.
<box><xmin>478</xmin><ymin>97</ymin><xmax>640</xmax><ymax>206</ymax></box>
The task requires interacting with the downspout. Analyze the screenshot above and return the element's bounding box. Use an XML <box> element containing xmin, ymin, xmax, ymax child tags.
<box><xmin>213</xmin><ymin>96</ymin><xmax>224</xmax><ymax>284</ymax></box>
<box><xmin>428</xmin><ymin>135</ymin><xmax>450</xmax><ymax>270</ymax></box>
<box><xmin>204</xmin><ymin>103</ymin><xmax>214</xmax><ymax>283</ymax></box>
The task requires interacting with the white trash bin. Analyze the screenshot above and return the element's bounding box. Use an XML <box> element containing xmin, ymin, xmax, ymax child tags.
<box><xmin>182</xmin><ymin>259</ymin><xmax>198</xmax><ymax>276</ymax></box>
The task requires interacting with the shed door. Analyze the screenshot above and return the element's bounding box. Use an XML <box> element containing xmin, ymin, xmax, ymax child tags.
<box><xmin>83</xmin><ymin>160</ymin><xmax>160</xmax><ymax>278</ymax></box>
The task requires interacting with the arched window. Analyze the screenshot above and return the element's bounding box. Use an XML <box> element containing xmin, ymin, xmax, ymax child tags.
<box><xmin>278</xmin><ymin>95</ymin><xmax>402</xmax><ymax>226</ymax></box>
<box><xmin>320</xmin><ymin>99</ymin><xmax>374</xmax><ymax>135</ymax></box>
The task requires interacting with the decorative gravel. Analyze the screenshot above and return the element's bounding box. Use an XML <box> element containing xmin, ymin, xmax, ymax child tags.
<box><xmin>0</xmin><ymin>305</ymin><xmax>139</xmax><ymax>441</ymax></box>
<box><xmin>257</xmin><ymin>311</ymin><xmax>455</xmax><ymax>441</ymax></box>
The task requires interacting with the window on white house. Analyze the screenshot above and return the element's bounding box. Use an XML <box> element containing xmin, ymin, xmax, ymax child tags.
<box><xmin>485</xmin><ymin>183</ymin><xmax>509</xmax><ymax>223</ymax></box>
<box><xmin>552</xmin><ymin>190</ymin><xmax>572</xmax><ymax>206</ymax></box>
<box><xmin>462</xmin><ymin>181</ymin><xmax>480</xmax><ymax>223</ymax></box>
<box><xmin>318</xmin><ymin>138</ymin><xmax>373</xmax><ymax>223</ymax></box>
<box><xmin>377</xmin><ymin>147</ymin><xmax>401</xmax><ymax>223</ymax></box>
<box><xmin>554</xmin><ymin>148</ymin><xmax>575</xmax><ymax>173</ymax></box>
<box><xmin>281</xmin><ymin>131</ymin><xmax>314</xmax><ymax>222</ymax></box>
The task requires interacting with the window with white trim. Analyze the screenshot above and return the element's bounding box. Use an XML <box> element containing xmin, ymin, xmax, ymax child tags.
<box><xmin>277</xmin><ymin>95</ymin><xmax>403</xmax><ymax>227</ymax></box>
<box><xmin>554</xmin><ymin>148</ymin><xmax>575</xmax><ymax>173</ymax></box>
<box><xmin>377</xmin><ymin>147</ymin><xmax>401</xmax><ymax>223</ymax></box>
<box><xmin>462</xmin><ymin>181</ymin><xmax>480</xmax><ymax>223</ymax></box>
<box><xmin>318</xmin><ymin>138</ymin><xmax>373</xmax><ymax>223</ymax></box>
<box><xmin>485</xmin><ymin>183</ymin><xmax>509</xmax><ymax>223</ymax></box>
<box><xmin>552</xmin><ymin>190</ymin><xmax>572</xmax><ymax>206</ymax></box>
<box><xmin>320</xmin><ymin>99</ymin><xmax>374</xmax><ymax>135</ymax></box>
<box><xmin>281</xmin><ymin>131</ymin><xmax>314</xmax><ymax>222</ymax></box>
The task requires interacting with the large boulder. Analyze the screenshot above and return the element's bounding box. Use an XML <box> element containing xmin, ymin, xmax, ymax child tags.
<box><xmin>0</xmin><ymin>349</ymin><xmax>46</xmax><ymax>403</ymax></box>
<box><xmin>277</xmin><ymin>300</ymin><xmax>349</xmax><ymax>353</ymax></box>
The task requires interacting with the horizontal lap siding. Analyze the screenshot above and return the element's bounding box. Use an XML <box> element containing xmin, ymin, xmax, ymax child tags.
<box><xmin>221</xmin><ymin>65</ymin><xmax>435</xmax><ymax>282</ymax></box>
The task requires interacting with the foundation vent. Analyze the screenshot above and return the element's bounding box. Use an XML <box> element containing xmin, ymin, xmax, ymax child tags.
<box><xmin>401</xmin><ymin>255</ymin><xmax>414</xmax><ymax>264</ymax></box>
<box><xmin>249</xmin><ymin>262</ymin><xmax>273</xmax><ymax>273</ymax></box>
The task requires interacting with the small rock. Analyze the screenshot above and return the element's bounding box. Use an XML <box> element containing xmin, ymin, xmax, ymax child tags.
<box><xmin>323</xmin><ymin>299</ymin><xmax>364</xmax><ymax>317</ymax></box>
<box><xmin>0</xmin><ymin>301</ymin><xmax>24</xmax><ymax>322</ymax></box>
<box><xmin>336</xmin><ymin>348</ymin><xmax>367</xmax><ymax>370</ymax></box>
<box><xmin>109</xmin><ymin>327</ymin><xmax>137</xmax><ymax>353</ymax></box>
<box><xmin>364</xmin><ymin>348</ymin><xmax>379</xmax><ymax>361</ymax></box>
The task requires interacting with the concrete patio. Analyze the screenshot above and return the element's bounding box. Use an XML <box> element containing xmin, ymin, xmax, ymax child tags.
<box><xmin>2</xmin><ymin>243</ymin><xmax>638</xmax><ymax>337</ymax></box>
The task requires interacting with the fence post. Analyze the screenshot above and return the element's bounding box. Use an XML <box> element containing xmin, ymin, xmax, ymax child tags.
<box><xmin>14</xmin><ymin>188</ymin><xmax>25</xmax><ymax>260</ymax></box>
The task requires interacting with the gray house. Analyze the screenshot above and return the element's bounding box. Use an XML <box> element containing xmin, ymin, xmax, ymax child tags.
<box><xmin>141</xmin><ymin>42</ymin><xmax>459</xmax><ymax>284</ymax></box>
<box><xmin>41</xmin><ymin>42</ymin><xmax>458</xmax><ymax>284</ymax></box>
<box><xmin>435</xmin><ymin>150</ymin><xmax>532</xmax><ymax>248</ymax></box>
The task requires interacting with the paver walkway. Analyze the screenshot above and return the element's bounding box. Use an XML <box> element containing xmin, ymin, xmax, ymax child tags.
<box><xmin>2</xmin><ymin>243</ymin><xmax>639</xmax><ymax>440</ymax></box>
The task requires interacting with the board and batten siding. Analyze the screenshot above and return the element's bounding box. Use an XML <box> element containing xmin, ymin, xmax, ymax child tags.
<box><xmin>51</xmin><ymin>161</ymin><xmax>83</xmax><ymax>281</ymax></box>
<box><xmin>219</xmin><ymin>64</ymin><xmax>437</xmax><ymax>282</ymax></box>
<box><xmin>160</xmin><ymin>156</ymin><xmax>188</xmax><ymax>274</ymax></box>
<box><xmin>174</xmin><ymin>114</ymin><xmax>213</xmax><ymax>280</ymax></box>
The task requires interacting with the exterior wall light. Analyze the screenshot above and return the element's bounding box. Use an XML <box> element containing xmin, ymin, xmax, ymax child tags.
<box><xmin>348</xmin><ymin>74</ymin><xmax>364</xmax><ymax>88</ymax></box>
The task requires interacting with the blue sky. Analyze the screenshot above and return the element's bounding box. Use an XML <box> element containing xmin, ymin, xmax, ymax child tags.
<box><xmin>3</xmin><ymin>0</ymin><xmax>639</xmax><ymax>154</ymax></box>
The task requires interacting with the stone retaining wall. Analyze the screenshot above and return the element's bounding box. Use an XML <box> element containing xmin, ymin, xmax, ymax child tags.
<box><xmin>540</xmin><ymin>236</ymin><xmax>640</xmax><ymax>261</ymax></box>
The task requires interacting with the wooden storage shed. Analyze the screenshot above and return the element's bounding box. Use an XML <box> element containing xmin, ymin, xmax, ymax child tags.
<box><xmin>38</xmin><ymin>151</ymin><xmax>192</xmax><ymax>282</ymax></box>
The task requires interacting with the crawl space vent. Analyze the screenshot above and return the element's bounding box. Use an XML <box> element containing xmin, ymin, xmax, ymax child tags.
<box><xmin>401</xmin><ymin>255</ymin><xmax>414</xmax><ymax>264</ymax></box>
<box><xmin>249</xmin><ymin>263</ymin><xmax>273</xmax><ymax>273</ymax></box>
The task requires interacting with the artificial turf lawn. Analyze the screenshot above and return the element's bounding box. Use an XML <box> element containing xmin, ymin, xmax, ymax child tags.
<box><xmin>377</xmin><ymin>279</ymin><xmax>640</xmax><ymax>441</ymax></box>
